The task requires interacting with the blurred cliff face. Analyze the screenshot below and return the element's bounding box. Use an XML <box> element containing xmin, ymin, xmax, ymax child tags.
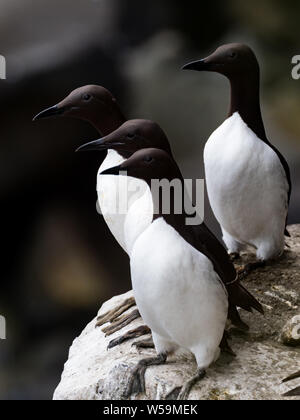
<box><xmin>0</xmin><ymin>0</ymin><xmax>299</xmax><ymax>400</ymax></box>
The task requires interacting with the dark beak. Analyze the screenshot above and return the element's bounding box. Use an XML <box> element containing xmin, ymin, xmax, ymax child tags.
<box><xmin>100</xmin><ymin>165</ymin><xmax>122</xmax><ymax>176</ymax></box>
<box><xmin>33</xmin><ymin>105</ymin><xmax>67</xmax><ymax>121</ymax></box>
<box><xmin>75</xmin><ymin>138</ymin><xmax>124</xmax><ymax>153</ymax></box>
<box><xmin>182</xmin><ymin>59</ymin><xmax>208</xmax><ymax>71</ymax></box>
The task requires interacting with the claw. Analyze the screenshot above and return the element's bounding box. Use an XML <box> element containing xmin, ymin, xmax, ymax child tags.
<box><xmin>177</xmin><ymin>369</ymin><xmax>206</xmax><ymax>400</ymax></box>
<box><xmin>108</xmin><ymin>325</ymin><xmax>151</xmax><ymax>350</ymax></box>
<box><xmin>132</xmin><ymin>337</ymin><xmax>155</xmax><ymax>349</ymax></box>
<box><xmin>102</xmin><ymin>309</ymin><xmax>140</xmax><ymax>336</ymax></box>
<box><xmin>96</xmin><ymin>297</ymin><xmax>136</xmax><ymax>327</ymax></box>
<box><xmin>282</xmin><ymin>370</ymin><xmax>300</xmax><ymax>397</ymax></box>
<box><xmin>124</xmin><ymin>353</ymin><xmax>167</xmax><ymax>398</ymax></box>
<box><xmin>238</xmin><ymin>261</ymin><xmax>266</xmax><ymax>280</ymax></box>
<box><xmin>283</xmin><ymin>386</ymin><xmax>300</xmax><ymax>397</ymax></box>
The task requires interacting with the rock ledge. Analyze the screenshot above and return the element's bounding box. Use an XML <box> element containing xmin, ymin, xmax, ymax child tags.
<box><xmin>53</xmin><ymin>226</ymin><xmax>300</xmax><ymax>400</ymax></box>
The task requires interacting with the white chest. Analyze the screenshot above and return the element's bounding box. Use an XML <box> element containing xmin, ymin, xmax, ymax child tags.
<box><xmin>130</xmin><ymin>219</ymin><xmax>228</xmax><ymax>349</ymax></box>
<box><xmin>124</xmin><ymin>184</ymin><xmax>153</xmax><ymax>255</ymax></box>
<box><xmin>97</xmin><ymin>150</ymin><xmax>147</xmax><ymax>253</ymax></box>
<box><xmin>204</xmin><ymin>112</ymin><xmax>288</xmax><ymax>244</ymax></box>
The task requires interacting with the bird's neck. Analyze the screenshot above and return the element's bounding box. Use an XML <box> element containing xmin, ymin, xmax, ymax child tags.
<box><xmin>151</xmin><ymin>178</ymin><xmax>193</xmax><ymax>229</ymax></box>
<box><xmin>92</xmin><ymin>109</ymin><xmax>126</xmax><ymax>137</ymax></box>
<box><xmin>229</xmin><ymin>75</ymin><xmax>267</xmax><ymax>141</ymax></box>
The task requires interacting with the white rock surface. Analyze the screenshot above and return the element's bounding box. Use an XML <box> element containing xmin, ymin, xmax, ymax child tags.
<box><xmin>53</xmin><ymin>226</ymin><xmax>300</xmax><ymax>400</ymax></box>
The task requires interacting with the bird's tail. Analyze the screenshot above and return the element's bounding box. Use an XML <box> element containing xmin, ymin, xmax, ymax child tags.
<box><xmin>229</xmin><ymin>283</ymin><xmax>264</xmax><ymax>315</ymax></box>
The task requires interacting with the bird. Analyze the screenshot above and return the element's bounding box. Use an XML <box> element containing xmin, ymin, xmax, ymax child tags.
<box><xmin>182</xmin><ymin>43</ymin><xmax>291</xmax><ymax>275</ymax></box>
<box><xmin>33</xmin><ymin>85</ymin><xmax>131</xmax><ymax>250</ymax></box>
<box><xmin>77</xmin><ymin>119</ymin><xmax>173</xmax><ymax>255</ymax></box>
<box><xmin>79</xmin><ymin>119</ymin><xmax>263</xmax><ymax>346</ymax></box>
<box><xmin>101</xmin><ymin>147</ymin><xmax>263</xmax><ymax>399</ymax></box>
<box><xmin>33</xmin><ymin>86</ymin><xmax>142</xmax><ymax>328</ymax></box>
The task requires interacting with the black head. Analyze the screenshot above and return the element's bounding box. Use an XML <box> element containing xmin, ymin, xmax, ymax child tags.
<box><xmin>182</xmin><ymin>43</ymin><xmax>259</xmax><ymax>79</ymax></box>
<box><xmin>100</xmin><ymin>148</ymin><xmax>181</xmax><ymax>186</ymax></box>
<box><xmin>33</xmin><ymin>85</ymin><xmax>125</xmax><ymax>134</ymax></box>
<box><xmin>76</xmin><ymin>119</ymin><xmax>172</xmax><ymax>158</ymax></box>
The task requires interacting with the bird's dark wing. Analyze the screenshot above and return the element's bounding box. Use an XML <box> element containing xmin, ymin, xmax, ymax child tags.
<box><xmin>264</xmin><ymin>141</ymin><xmax>291</xmax><ymax>236</ymax></box>
<box><xmin>189</xmin><ymin>223</ymin><xmax>264</xmax><ymax>315</ymax></box>
<box><xmin>191</xmin><ymin>223</ymin><xmax>237</xmax><ymax>284</ymax></box>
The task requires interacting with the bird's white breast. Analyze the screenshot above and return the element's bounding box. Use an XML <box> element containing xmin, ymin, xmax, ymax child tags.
<box><xmin>97</xmin><ymin>150</ymin><xmax>147</xmax><ymax>253</ymax></box>
<box><xmin>124</xmin><ymin>183</ymin><xmax>153</xmax><ymax>256</ymax></box>
<box><xmin>130</xmin><ymin>218</ymin><xmax>228</xmax><ymax>352</ymax></box>
<box><xmin>204</xmin><ymin>112</ymin><xmax>289</xmax><ymax>249</ymax></box>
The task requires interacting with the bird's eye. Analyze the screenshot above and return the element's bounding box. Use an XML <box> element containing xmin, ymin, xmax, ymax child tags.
<box><xmin>144</xmin><ymin>156</ymin><xmax>153</xmax><ymax>163</ymax></box>
<box><xmin>229</xmin><ymin>51</ymin><xmax>237</xmax><ymax>59</ymax></box>
<box><xmin>82</xmin><ymin>94</ymin><xmax>91</xmax><ymax>101</ymax></box>
<box><xmin>127</xmin><ymin>133</ymin><xmax>135</xmax><ymax>139</ymax></box>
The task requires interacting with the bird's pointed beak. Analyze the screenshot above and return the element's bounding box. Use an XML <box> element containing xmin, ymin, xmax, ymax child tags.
<box><xmin>100</xmin><ymin>165</ymin><xmax>123</xmax><ymax>176</ymax></box>
<box><xmin>182</xmin><ymin>59</ymin><xmax>208</xmax><ymax>72</ymax></box>
<box><xmin>33</xmin><ymin>105</ymin><xmax>67</xmax><ymax>121</ymax></box>
<box><xmin>75</xmin><ymin>137</ymin><xmax>124</xmax><ymax>153</ymax></box>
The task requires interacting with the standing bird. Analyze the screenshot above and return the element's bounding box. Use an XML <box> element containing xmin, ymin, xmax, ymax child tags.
<box><xmin>79</xmin><ymin>119</ymin><xmax>263</xmax><ymax>342</ymax></box>
<box><xmin>33</xmin><ymin>85</ymin><xmax>129</xmax><ymax>250</ymax></box>
<box><xmin>33</xmin><ymin>86</ymin><xmax>142</xmax><ymax>327</ymax></box>
<box><xmin>77</xmin><ymin>119</ymin><xmax>172</xmax><ymax>255</ymax></box>
<box><xmin>183</xmin><ymin>44</ymin><xmax>291</xmax><ymax>273</ymax></box>
<box><xmin>34</xmin><ymin>92</ymin><xmax>175</xmax><ymax>340</ymax></box>
<box><xmin>101</xmin><ymin>148</ymin><xmax>263</xmax><ymax>399</ymax></box>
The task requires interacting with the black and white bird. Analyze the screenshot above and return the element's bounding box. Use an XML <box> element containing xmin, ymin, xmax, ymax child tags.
<box><xmin>77</xmin><ymin>119</ymin><xmax>172</xmax><ymax>256</ymax></box>
<box><xmin>101</xmin><ymin>147</ymin><xmax>263</xmax><ymax>399</ymax></box>
<box><xmin>34</xmin><ymin>85</ymin><xmax>130</xmax><ymax>252</ymax></box>
<box><xmin>183</xmin><ymin>44</ymin><xmax>291</xmax><ymax>272</ymax></box>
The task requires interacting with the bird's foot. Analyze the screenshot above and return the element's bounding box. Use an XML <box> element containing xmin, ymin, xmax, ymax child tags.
<box><xmin>238</xmin><ymin>261</ymin><xmax>266</xmax><ymax>280</ymax></box>
<box><xmin>282</xmin><ymin>370</ymin><xmax>300</xmax><ymax>397</ymax></box>
<box><xmin>132</xmin><ymin>336</ymin><xmax>154</xmax><ymax>350</ymax></box>
<box><xmin>229</xmin><ymin>252</ymin><xmax>241</xmax><ymax>262</ymax></box>
<box><xmin>177</xmin><ymin>369</ymin><xmax>206</xmax><ymax>400</ymax></box>
<box><xmin>108</xmin><ymin>325</ymin><xmax>151</xmax><ymax>350</ymax></box>
<box><xmin>102</xmin><ymin>309</ymin><xmax>140</xmax><ymax>336</ymax></box>
<box><xmin>96</xmin><ymin>296</ymin><xmax>136</xmax><ymax>327</ymax></box>
<box><xmin>124</xmin><ymin>353</ymin><xmax>167</xmax><ymax>398</ymax></box>
<box><xmin>165</xmin><ymin>387</ymin><xmax>182</xmax><ymax>400</ymax></box>
<box><xmin>220</xmin><ymin>331</ymin><xmax>236</xmax><ymax>357</ymax></box>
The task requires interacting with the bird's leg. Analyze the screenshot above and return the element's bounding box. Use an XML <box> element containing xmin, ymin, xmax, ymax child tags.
<box><xmin>282</xmin><ymin>370</ymin><xmax>300</xmax><ymax>397</ymax></box>
<box><xmin>108</xmin><ymin>325</ymin><xmax>151</xmax><ymax>349</ymax></box>
<box><xmin>132</xmin><ymin>336</ymin><xmax>154</xmax><ymax>350</ymax></box>
<box><xmin>124</xmin><ymin>352</ymin><xmax>168</xmax><ymax>398</ymax></box>
<box><xmin>96</xmin><ymin>296</ymin><xmax>136</xmax><ymax>327</ymax></box>
<box><xmin>220</xmin><ymin>331</ymin><xmax>236</xmax><ymax>357</ymax></box>
<box><xmin>177</xmin><ymin>369</ymin><xmax>206</xmax><ymax>400</ymax></box>
<box><xmin>102</xmin><ymin>309</ymin><xmax>141</xmax><ymax>336</ymax></box>
<box><xmin>238</xmin><ymin>261</ymin><xmax>266</xmax><ymax>280</ymax></box>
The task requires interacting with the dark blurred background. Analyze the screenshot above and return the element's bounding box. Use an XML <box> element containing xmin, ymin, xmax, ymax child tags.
<box><xmin>0</xmin><ymin>0</ymin><xmax>299</xmax><ymax>400</ymax></box>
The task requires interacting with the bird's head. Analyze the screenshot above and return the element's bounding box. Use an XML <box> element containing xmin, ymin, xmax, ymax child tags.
<box><xmin>76</xmin><ymin>119</ymin><xmax>172</xmax><ymax>159</ymax></box>
<box><xmin>182</xmin><ymin>43</ymin><xmax>259</xmax><ymax>80</ymax></box>
<box><xmin>33</xmin><ymin>85</ymin><xmax>124</xmax><ymax>133</ymax></box>
<box><xmin>100</xmin><ymin>148</ymin><xmax>181</xmax><ymax>186</ymax></box>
